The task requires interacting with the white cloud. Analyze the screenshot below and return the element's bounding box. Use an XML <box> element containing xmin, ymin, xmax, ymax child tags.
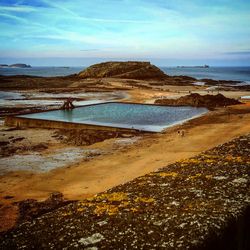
<box><xmin>0</xmin><ymin>5</ymin><xmax>37</xmax><ymax>13</ymax></box>
<box><xmin>0</xmin><ymin>13</ymin><xmax>28</xmax><ymax>23</ymax></box>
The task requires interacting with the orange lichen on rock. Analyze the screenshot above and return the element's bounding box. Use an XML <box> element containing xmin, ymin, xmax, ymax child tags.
<box><xmin>225</xmin><ymin>155</ymin><xmax>243</xmax><ymax>163</ymax></box>
<box><xmin>94</xmin><ymin>204</ymin><xmax>119</xmax><ymax>216</ymax></box>
<box><xmin>89</xmin><ymin>192</ymin><xmax>129</xmax><ymax>202</ymax></box>
<box><xmin>187</xmin><ymin>173</ymin><xmax>202</xmax><ymax>180</ymax></box>
<box><xmin>134</xmin><ymin>197</ymin><xmax>155</xmax><ymax>203</ymax></box>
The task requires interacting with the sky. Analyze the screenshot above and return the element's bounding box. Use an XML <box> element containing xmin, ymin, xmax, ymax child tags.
<box><xmin>0</xmin><ymin>0</ymin><xmax>250</xmax><ymax>66</ymax></box>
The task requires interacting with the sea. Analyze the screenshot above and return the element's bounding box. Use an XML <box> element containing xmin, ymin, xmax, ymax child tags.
<box><xmin>0</xmin><ymin>66</ymin><xmax>250</xmax><ymax>84</ymax></box>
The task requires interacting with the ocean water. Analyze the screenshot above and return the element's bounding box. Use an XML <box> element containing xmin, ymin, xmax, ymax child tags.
<box><xmin>0</xmin><ymin>66</ymin><xmax>83</xmax><ymax>77</ymax></box>
<box><xmin>161</xmin><ymin>67</ymin><xmax>250</xmax><ymax>83</ymax></box>
<box><xmin>19</xmin><ymin>102</ymin><xmax>207</xmax><ymax>132</ymax></box>
<box><xmin>1</xmin><ymin>66</ymin><xmax>250</xmax><ymax>84</ymax></box>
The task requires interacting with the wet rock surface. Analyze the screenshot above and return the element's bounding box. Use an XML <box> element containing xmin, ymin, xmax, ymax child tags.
<box><xmin>0</xmin><ymin>134</ymin><xmax>249</xmax><ymax>249</ymax></box>
<box><xmin>155</xmin><ymin>93</ymin><xmax>241</xmax><ymax>109</ymax></box>
<box><xmin>0</xmin><ymin>147</ymin><xmax>99</xmax><ymax>174</ymax></box>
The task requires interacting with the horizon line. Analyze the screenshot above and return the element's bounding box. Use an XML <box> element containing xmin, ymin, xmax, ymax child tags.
<box><xmin>1</xmin><ymin>64</ymin><xmax>250</xmax><ymax>67</ymax></box>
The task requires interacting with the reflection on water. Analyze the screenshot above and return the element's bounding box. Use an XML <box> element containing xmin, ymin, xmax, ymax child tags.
<box><xmin>62</xmin><ymin>109</ymin><xmax>73</xmax><ymax>122</ymax></box>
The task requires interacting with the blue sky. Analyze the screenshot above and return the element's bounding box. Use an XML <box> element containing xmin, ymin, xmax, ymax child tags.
<box><xmin>0</xmin><ymin>0</ymin><xmax>250</xmax><ymax>66</ymax></box>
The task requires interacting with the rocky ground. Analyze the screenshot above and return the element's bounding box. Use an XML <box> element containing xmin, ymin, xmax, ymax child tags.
<box><xmin>155</xmin><ymin>93</ymin><xmax>241</xmax><ymax>109</ymax></box>
<box><xmin>0</xmin><ymin>127</ymin><xmax>140</xmax><ymax>157</ymax></box>
<box><xmin>1</xmin><ymin>134</ymin><xmax>249</xmax><ymax>249</ymax></box>
<box><xmin>0</xmin><ymin>75</ymin><xmax>78</xmax><ymax>90</ymax></box>
<box><xmin>53</xmin><ymin>129</ymin><xmax>143</xmax><ymax>146</ymax></box>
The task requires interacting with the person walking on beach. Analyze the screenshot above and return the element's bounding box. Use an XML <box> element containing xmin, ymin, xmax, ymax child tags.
<box><xmin>178</xmin><ymin>130</ymin><xmax>185</xmax><ymax>137</ymax></box>
<box><xmin>181</xmin><ymin>130</ymin><xmax>185</xmax><ymax>137</ymax></box>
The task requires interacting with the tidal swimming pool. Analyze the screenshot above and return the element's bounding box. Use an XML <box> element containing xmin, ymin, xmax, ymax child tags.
<box><xmin>18</xmin><ymin>102</ymin><xmax>208</xmax><ymax>132</ymax></box>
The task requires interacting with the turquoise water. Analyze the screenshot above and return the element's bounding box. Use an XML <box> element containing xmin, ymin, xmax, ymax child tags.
<box><xmin>18</xmin><ymin>102</ymin><xmax>207</xmax><ymax>132</ymax></box>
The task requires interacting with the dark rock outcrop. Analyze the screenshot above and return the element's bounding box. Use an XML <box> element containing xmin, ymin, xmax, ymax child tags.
<box><xmin>155</xmin><ymin>93</ymin><xmax>241</xmax><ymax>109</ymax></box>
<box><xmin>201</xmin><ymin>78</ymin><xmax>242</xmax><ymax>86</ymax></box>
<box><xmin>53</xmin><ymin>129</ymin><xmax>140</xmax><ymax>146</ymax></box>
<box><xmin>78</xmin><ymin>61</ymin><xmax>168</xmax><ymax>80</ymax></box>
<box><xmin>16</xmin><ymin>192</ymin><xmax>73</xmax><ymax>224</ymax></box>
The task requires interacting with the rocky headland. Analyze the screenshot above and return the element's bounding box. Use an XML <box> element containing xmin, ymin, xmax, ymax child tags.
<box><xmin>155</xmin><ymin>93</ymin><xmax>241</xmax><ymax>109</ymax></box>
<box><xmin>77</xmin><ymin>61</ymin><xmax>203</xmax><ymax>86</ymax></box>
<box><xmin>78</xmin><ymin>61</ymin><xmax>167</xmax><ymax>80</ymax></box>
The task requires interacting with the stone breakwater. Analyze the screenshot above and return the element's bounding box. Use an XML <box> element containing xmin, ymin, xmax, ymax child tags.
<box><xmin>1</xmin><ymin>135</ymin><xmax>250</xmax><ymax>249</ymax></box>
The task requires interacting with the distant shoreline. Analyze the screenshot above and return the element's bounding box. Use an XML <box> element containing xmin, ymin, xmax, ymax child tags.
<box><xmin>0</xmin><ymin>64</ymin><xmax>31</xmax><ymax>68</ymax></box>
<box><xmin>177</xmin><ymin>65</ymin><xmax>209</xmax><ymax>68</ymax></box>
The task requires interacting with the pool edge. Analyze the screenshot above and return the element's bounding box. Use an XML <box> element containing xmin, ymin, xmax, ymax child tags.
<box><xmin>4</xmin><ymin>115</ymin><xmax>152</xmax><ymax>133</ymax></box>
<box><xmin>4</xmin><ymin>102</ymin><xmax>208</xmax><ymax>133</ymax></box>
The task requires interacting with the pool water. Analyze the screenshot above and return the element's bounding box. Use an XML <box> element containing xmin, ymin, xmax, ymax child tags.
<box><xmin>18</xmin><ymin>102</ymin><xmax>207</xmax><ymax>132</ymax></box>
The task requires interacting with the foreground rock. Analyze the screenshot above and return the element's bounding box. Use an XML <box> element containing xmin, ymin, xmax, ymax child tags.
<box><xmin>0</xmin><ymin>192</ymin><xmax>73</xmax><ymax>233</ymax></box>
<box><xmin>1</xmin><ymin>134</ymin><xmax>249</xmax><ymax>249</ymax></box>
<box><xmin>155</xmin><ymin>93</ymin><xmax>241</xmax><ymax>109</ymax></box>
<box><xmin>17</xmin><ymin>192</ymin><xmax>73</xmax><ymax>224</ymax></box>
<box><xmin>78</xmin><ymin>61</ymin><xmax>168</xmax><ymax>80</ymax></box>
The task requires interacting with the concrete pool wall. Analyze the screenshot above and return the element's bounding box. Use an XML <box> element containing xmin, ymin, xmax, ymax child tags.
<box><xmin>4</xmin><ymin>102</ymin><xmax>139</xmax><ymax>133</ymax></box>
<box><xmin>4</xmin><ymin>115</ymin><xmax>141</xmax><ymax>133</ymax></box>
<box><xmin>4</xmin><ymin>102</ymin><xmax>145</xmax><ymax>133</ymax></box>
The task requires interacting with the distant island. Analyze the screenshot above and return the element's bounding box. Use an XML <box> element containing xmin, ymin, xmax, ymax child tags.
<box><xmin>0</xmin><ymin>63</ymin><xmax>31</xmax><ymax>68</ymax></box>
<box><xmin>177</xmin><ymin>65</ymin><xmax>209</xmax><ymax>68</ymax></box>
